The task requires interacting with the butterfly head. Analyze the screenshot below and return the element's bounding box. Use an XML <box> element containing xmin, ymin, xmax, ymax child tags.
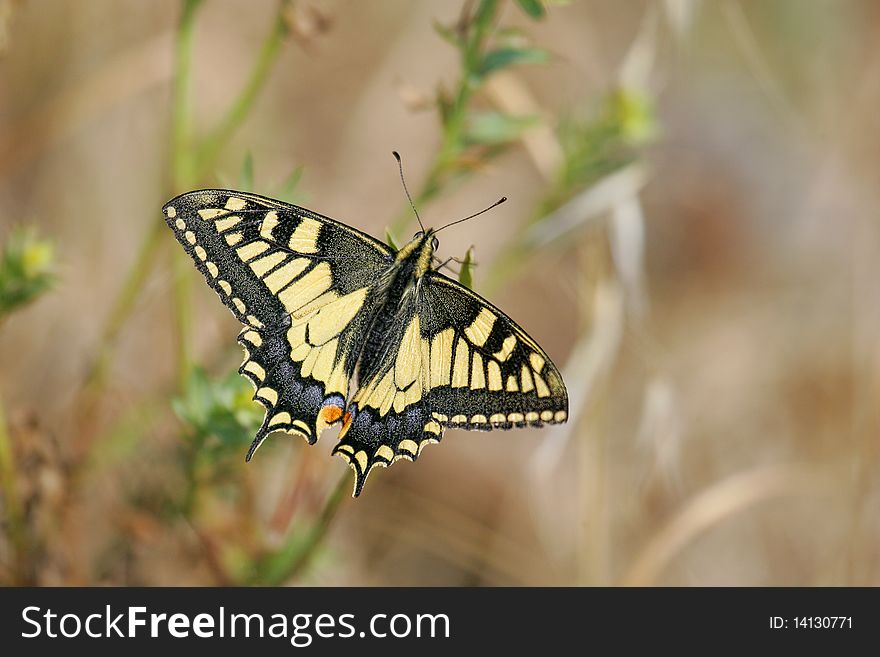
<box><xmin>395</xmin><ymin>228</ymin><xmax>439</xmax><ymax>278</ymax></box>
<box><xmin>413</xmin><ymin>229</ymin><xmax>440</xmax><ymax>251</ymax></box>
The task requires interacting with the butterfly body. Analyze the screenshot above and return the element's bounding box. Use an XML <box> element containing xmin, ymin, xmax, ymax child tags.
<box><xmin>354</xmin><ymin>229</ymin><xmax>436</xmax><ymax>383</ymax></box>
<box><xmin>164</xmin><ymin>189</ymin><xmax>568</xmax><ymax>496</ymax></box>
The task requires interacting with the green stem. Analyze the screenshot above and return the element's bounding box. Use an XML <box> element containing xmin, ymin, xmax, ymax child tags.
<box><xmin>389</xmin><ymin>89</ymin><xmax>471</xmax><ymax>237</ymax></box>
<box><xmin>168</xmin><ymin>0</ymin><xmax>205</xmax><ymax>384</ymax></box>
<box><xmin>171</xmin><ymin>0</ymin><xmax>203</xmax><ymax>188</ymax></box>
<box><xmin>389</xmin><ymin>0</ymin><xmax>497</xmax><ymax>237</ymax></box>
<box><xmin>83</xmin><ymin>219</ymin><xmax>165</xmax><ymax>392</ymax></box>
<box><xmin>0</xmin><ymin>397</ymin><xmax>27</xmax><ymax>583</ymax></box>
<box><xmin>195</xmin><ymin>4</ymin><xmax>289</xmax><ymax>174</ymax></box>
<box><xmin>84</xmin><ymin>0</ymin><xmax>289</xmax><ymax>397</ymax></box>
<box><xmin>180</xmin><ymin>434</ymin><xmax>205</xmax><ymax>518</ymax></box>
<box><xmin>83</xmin><ymin>0</ymin><xmax>204</xmax><ymax>396</ymax></box>
<box><xmin>171</xmin><ymin>250</ymin><xmax>193</xmax><ymax>389</ymax></box>
<box><xmin>252</xmin><ymin>471</ymin><xmax>349</xmax><ymax>585</ymax></box>
<box><xmin>483</xmin><ymin>240</ymin><xmax>528</xmax><ymax>294</ymax></box>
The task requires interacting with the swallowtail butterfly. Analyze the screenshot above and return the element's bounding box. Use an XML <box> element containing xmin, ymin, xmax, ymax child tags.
<box><xmin>164</xmin><ymin>187</ymin><xmax>568</xmax><ymax>495</ymax></box>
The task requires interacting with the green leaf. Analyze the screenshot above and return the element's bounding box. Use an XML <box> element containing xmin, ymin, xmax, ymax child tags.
<box><xmin>458</xmin><ymin>246</ymin><xmax>475</xmax><ymax>289</ymax></box>
<box><xmin>536</xmin><ymin>88</ymin><xmax>658</xmax><ymax>217</ymax></box>
<box><xmin>172</xmin><ymin>367</ymin><xmax>211</xmax><ymax>430</ymax></box>
<box><xmin>464</xmin><ymin>111</ymin><xmax>539</xmax><ymax>145</ymax></box>
<box><xmin>432</xmin><ymin>19</ymin><xmax>460</xmax><ymax>48</ymax></box>
<box><xmin>276</xmin><ymin>165</ymin><xmax>305</xmax><ymax>203</ymax></box>
<box><xmin>474</xmin><ymin>0</ymin><xmax>500</xmax><ymax>27</ymax></box>
<box><xmin>478</xmin><ymin>46</ymin><xmax>549</xmax><ymax>77</ymax></box>
<box><xmin>215</xmin><ymin>171</ymin><xmax>233</xmax><ymax>189</ymax></box>
<box><xmin>173</xmin><ymin>367</ymin><xmax>261</xmax><ymax>453</ymax></box>
<box><xmin>239</xmin><ymin>151</ymin><xmax>254</xmax><ymax>190</ymax></box>
<box><xmin>605</xmin><ymin>88</ymin><xmax>658</xmax><ymax>145</ymax></box>
<box><xmin>0</xmin><ymin>228</ymin><xmax>56</xmax><ymax>317</ymax></box>
<box><xmin>495</xmin><ymin>26</ymin><xmax>528</xmax><ymax>42</ymax></box>
<box><xmin>384</xmin><ymin>228</ymin><xmax>400</xmax><ymax>251</ymax></box>
<box><xmin>436</xmin><ymin>86</ymin><xmax>454</xmax><ymax>127</ymax></box>
<box><xmin>515</xmin><ymin>0</ymin><xmax>546</xmax><ymax>19</ymax></box>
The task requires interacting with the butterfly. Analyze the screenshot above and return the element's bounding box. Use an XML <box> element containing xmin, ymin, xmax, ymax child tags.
<box><xmin>163</xmin><ymin>187</ymin><xmax>568</xmax><ymax>496</ymax></box>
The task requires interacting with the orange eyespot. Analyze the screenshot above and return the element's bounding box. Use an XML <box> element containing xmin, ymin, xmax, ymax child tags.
<box><xmin>319</xmin><ymin>405</ymin><xmax>344</xmax><ymax>425</ymax></box>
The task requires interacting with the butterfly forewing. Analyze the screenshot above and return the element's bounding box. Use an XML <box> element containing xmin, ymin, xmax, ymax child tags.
<box><xmin>164</xmin><ymin>190</ymin><xmax>391</xmax><ymax>453</ymax></box>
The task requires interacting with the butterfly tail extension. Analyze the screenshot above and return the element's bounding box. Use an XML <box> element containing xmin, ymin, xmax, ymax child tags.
<box><xmin>332</xmin><ymin>402</ymin><xmax>445</xmax><ymax>497</ymax></box>
<box><xmin>245</xmin><ymin>419</ymin><xmax>271</xmax><ymax>462</ymax></box>
<box><xmin>244</xmin><ymin>395</ymin><xmax>347</xmax><ymax>462</ymax></box>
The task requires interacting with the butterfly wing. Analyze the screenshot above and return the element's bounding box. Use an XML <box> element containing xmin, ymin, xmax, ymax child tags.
<box><xmin>163</xmin><ymin>189</ymin><xmax>393</xmax><ymax>456</ymax></box>
<box><xmin>333</xmin><ymin>270</ymin><xmax>568</xmax><ymax>496</ymax></box>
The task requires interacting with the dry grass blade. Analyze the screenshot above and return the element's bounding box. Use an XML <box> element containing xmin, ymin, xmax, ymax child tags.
<box><xmin>621</xmin><ymin>466</ymin><xmax>832</xmax><ymax>586</ymax></box>
<box><xmin>523</xmin><ymin>163</ymin><xmax>649</xmax><ymax>249</ymax></box>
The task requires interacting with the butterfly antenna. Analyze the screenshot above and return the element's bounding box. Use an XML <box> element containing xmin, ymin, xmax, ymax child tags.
<box><xmin>435</xmin><ymin>196</ymin><xmax>507</xmax><ymax>233</ymax></box>
<box><xmin>393</xmin><ymin>151</ymin><xmax>425</xmax><ymax>233</ymax></box>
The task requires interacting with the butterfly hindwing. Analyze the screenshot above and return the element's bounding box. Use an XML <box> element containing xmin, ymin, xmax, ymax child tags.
<box><xmin>333</xmin><ymin>271</ymin><xmax>568</xmax><ymax>496</ymax></box>
<box><xmin>163</xmin><ymin>189</ymin><xmax>393</xmax><ymax>453</ymax></box>
<box><xmin>421</xmin><ymin>272</ymin><xmax>568</xmax><ymax>427</ymax></box>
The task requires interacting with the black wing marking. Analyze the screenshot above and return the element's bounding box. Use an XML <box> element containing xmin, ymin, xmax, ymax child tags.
<box><xmin>332</xmin><ymin>271</ymin><xmax>568</xmax><ymax>496</ymax></box>
<box><xmin>163</xmin><ymin>189</ymin><xmax>393</xmax><ymax>456</ymax></box>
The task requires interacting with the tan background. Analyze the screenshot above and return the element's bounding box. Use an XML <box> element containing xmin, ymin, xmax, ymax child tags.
<box><xmin>0</xmin><ymin>0</ymin><xmax>878</xmax><ymax>585</ymax></box>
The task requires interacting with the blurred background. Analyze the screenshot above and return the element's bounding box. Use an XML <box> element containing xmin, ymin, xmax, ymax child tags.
<box><xmin>0</xmin><ymin>0</ymin><xmax>877</xmax><ymax>586</ymax></box>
